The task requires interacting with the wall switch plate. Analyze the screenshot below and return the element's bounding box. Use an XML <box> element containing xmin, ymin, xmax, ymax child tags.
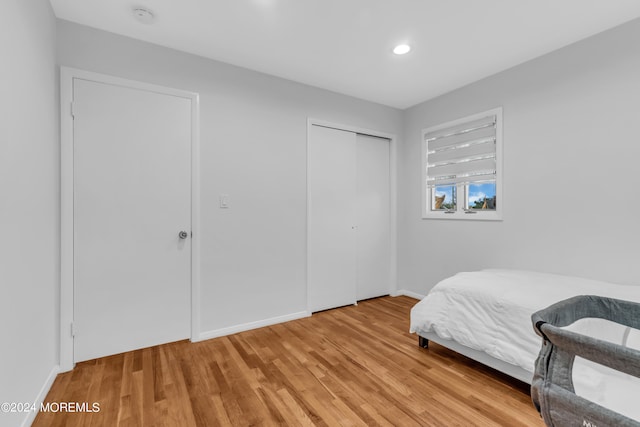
<box><xmin>219</xmin><ymin>194</ymin><xmax>230</xmax><ymax>208</ymax></box>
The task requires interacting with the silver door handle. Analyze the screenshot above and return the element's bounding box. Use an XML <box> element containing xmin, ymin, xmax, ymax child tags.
<box><xmin>178</xmin><ymin>231</ymin><xmax>189</xmax><ymax>239</ymax></box>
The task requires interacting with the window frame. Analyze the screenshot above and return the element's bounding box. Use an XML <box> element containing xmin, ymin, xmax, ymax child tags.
<box><xmin>421</xmin><ymin>107</ymin><xmax>503</xmax><ymax>221</ymax></box>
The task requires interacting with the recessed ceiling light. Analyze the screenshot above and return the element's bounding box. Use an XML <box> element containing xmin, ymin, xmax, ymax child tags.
<box><xmin>132</xmin><ymin>7</ymin><xmax>156</xmax><ymax>25</ymax></box>
<box><xmin>393</xmin><ymin>44</ymin><xmax>411</xmax><ymax>55</ymax></box>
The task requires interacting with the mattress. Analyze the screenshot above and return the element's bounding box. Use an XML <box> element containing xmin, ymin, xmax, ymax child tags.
<box><xmin>410</xmin><ymin>269</ymin><xmax>640</xmax><ymax>420</ymax></box>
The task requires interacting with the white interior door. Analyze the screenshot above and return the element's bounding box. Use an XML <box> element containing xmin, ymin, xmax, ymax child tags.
<box><xmin>356</xmin><ymin>134</ymin><xmax>391</xmax><ymax>300</ymax></box>
<box><xmin>73</xmin><ymin>78</ymin><xmax>192</xmax><ymax>362</ymax></box>
<box><xmin>307</xmin><ymin>125</ymin><xmax>357</xmax><ymax>312</ymax></box>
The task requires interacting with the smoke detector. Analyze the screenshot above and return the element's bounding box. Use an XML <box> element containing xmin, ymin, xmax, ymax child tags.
<box><xmin>132</xmin><ymin>7</ymin><xmax>156</xmax><ymax>24</ymax></box>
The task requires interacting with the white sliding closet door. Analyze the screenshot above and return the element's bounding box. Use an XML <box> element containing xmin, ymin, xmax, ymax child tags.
<box><xmin>307</xmin><ymin>125</ymin><xmax>357</xmax><ymax>312</ymax></box>
<box><xmin>356</xmin><ymin>134</ymin><xmax>391</xmax><ymax>300</ymax></box>
<box><xmin>307</xmin><ymin>125</ymin><xmax>391</xmax><ymax>313</ymax></box>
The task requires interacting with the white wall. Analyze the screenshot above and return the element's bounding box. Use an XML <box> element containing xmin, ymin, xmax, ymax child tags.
<box><xmin>56</xmin><ymin>21</ymin><xmax>403</xmax><ymax>336</ymax></box>
<box><xmin>399</xmin><ymin>18</ymin><xmax>640</xmax><ymax>295</ymax></box>
<box><xmin>0</xmin><ymin>1</ymin><xmax>59</xmax><ymax>426</ymax></box>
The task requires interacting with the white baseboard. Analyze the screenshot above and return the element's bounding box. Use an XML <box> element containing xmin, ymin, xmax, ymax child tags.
<box><xmin>21</xmin><ymin>365</ymin><xmax>60</xmax><ymax>427</ymax></box>
<box><xmin>393</xmin><ymin>289</ymin><xmax>426</xmax><ymax>300</ymax></box>
<box><xmin>197</xmin><ymin>311</ymin><xmax>310</xmax><ymax>342</ymax></box>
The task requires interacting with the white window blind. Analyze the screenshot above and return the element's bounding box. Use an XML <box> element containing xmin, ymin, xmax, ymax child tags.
<box><xmin>425</xmin><ymin>114</ymin><xmax>497</xmax><ymax>187</ymax></box>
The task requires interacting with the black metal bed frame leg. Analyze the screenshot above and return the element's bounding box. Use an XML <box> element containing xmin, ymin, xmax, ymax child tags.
<box><xmin>418</xmin><ymin>336</ymin><xmax>429</xmax><ymax>349</ymax></box>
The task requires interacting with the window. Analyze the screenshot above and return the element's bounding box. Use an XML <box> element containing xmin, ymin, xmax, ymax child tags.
<box><xmin>422</xmin><ymin>108</ymin><xmax>502</xmax><ymax>220</ymax></box>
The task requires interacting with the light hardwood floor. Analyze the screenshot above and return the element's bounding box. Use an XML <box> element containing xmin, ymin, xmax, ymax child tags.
<box><xmin>34</xmin><ymin>296</ymin><xmax>544</xmax><ymax>426</ymax></box>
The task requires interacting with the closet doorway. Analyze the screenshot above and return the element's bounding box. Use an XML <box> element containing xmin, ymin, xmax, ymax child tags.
<box><xmin>307</xmin><ymin>121</ymin><xmax>396</xmax><ymax>313</ymax></box>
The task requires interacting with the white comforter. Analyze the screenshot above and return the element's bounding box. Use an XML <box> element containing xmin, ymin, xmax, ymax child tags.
<box><xmin>410</xmin><ymin>269</ymin><xmax>640</xmax><ymax>420</ymax></box>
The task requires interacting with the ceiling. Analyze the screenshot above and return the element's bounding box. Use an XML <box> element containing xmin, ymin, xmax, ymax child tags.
<box><xmin>49</xmin><ymin>0</ymin><xmax>640</xmax><ymax>109</ymax></box>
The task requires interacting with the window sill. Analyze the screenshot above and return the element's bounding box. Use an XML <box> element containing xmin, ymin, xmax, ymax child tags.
<box><xmin>422</xmin><ymin>211</ymin><xmax>502</xmax><ymax>221</ymax></box>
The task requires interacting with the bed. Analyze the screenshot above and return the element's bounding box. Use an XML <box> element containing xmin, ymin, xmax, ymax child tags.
<box><xmin>410</xmin><ymin>269</ymin><xmax>640</xmax><ymax>420</ymax></box>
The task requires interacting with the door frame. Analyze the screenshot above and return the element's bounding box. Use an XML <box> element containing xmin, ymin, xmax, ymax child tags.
<box><xmin>306</xmin><ymin>118</ymin><xmax>398</xmax><ymax>314</ymax></box>
<box><xmin>60</xmin><ymin>67</ymin><xmax>201</xmax><ymax>372</ymax></box>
